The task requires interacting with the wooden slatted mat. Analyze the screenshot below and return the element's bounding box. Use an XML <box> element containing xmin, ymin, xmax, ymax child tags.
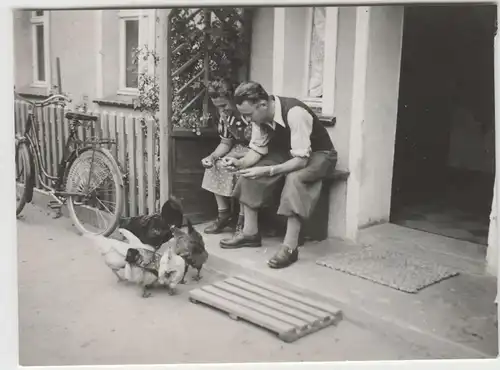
<box><xmin>188</xmin><ymin>275</ymin><xmax>343</xmax><ymax>343</ymax></box>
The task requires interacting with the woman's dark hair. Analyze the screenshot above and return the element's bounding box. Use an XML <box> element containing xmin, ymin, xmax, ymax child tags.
<box><xmin>207</xmin><ymin>79</ymin><xmax>236</xmax><ymax>100</ymax></box>
<box><xmin>234</xmin><ymin>81</ymin><xmax>269</xmax><ymax>105</ymax></box>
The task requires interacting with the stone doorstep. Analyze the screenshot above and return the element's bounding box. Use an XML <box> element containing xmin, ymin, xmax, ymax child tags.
<box><xmin>26</xmin><ymin>188</ymin><xmax>497</xmax><ymax>359</ymax></box>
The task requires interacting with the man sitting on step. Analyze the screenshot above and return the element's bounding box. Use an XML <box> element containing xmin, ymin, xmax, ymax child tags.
<box><xmin>219</xmin><ymin>81</ymin><xmax>338</xmax><ymax>269</ymax></box>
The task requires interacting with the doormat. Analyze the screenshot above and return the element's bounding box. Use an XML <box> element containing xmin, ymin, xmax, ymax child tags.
<box><xmin>316</xmin><ymin>249</ymin><xmax>460</xmax><ymax>293</ymax></box>
<box><xmin>189</xmin><ymin>275</ymin><xmax>343</xmax><ymax>343</ymax></box>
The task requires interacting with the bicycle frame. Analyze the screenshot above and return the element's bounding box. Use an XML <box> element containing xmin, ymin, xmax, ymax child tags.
<box><xmin>18</xmin><ymin>106</ymin><xmax>116</xmax><ymax>200</ymax></box>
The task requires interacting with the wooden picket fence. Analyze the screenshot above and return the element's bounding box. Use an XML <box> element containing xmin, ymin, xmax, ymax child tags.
<box><xmin>14</xmin><ymin>99</ymin><xmax>162</xmax><ymax>217</ymax></box>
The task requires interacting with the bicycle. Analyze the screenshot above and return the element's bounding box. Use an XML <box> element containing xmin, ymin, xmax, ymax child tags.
<box><xmin>15</xmin><ymin>92</ymin><xmax>124</xmax><ymax>236</ymax></box>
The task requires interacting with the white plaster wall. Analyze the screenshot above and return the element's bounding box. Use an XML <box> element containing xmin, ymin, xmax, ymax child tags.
<box><xmin>249</xmin><ymin>8</ymin><xmax>274</xmax><ymax>92</ymax></box>
<box><xmin>281</xmin><ymin>8</ymin><xmax>308</xmax><ymax>98</ymax></box>
<box><xmin>250</xmin><ymin>6</ymin><xmax>358</xmax><ymax>239</ymax></box>
<box><xmin>357</xmin><ymin>6</ymin><xmax>404</xmax><ymax>229</ymax></box>
<box><xmin>49</xmin><ymin>10</ymin><xmax>98</xmax><ymax>104</ymax></box>
<box><xmin>327</xmin><ymin>7</ymin><xmax>357</xmax><ymax>238</ymax></box>
<box><xmin>101</xmin><ymin>10</ymin><xmax>121</xmax><ymax>99</ymax></box>
<box><xmin>13</xmin><ymin>10</ymin><xmax>33</xmax><ymax>90</ymax></box>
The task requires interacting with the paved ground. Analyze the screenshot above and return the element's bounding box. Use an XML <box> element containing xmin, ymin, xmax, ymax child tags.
<box><xmin>17</xmin><ymin>204</ymin><xmax>436</xmax><ymax>366</ymax></box>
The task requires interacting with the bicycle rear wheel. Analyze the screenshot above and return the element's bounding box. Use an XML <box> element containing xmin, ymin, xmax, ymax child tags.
<box><xmin>15</xmin><ymin>141</ymin><xmax>32</xmax><ymax>216</ymax></box>
<box><xmin>66</xmin><ymin>148</ymin><xmax>124</xmax><ymax>236</ymax></box>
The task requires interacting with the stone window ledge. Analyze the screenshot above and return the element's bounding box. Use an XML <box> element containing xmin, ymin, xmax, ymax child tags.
<box><xmin>15</xmin><ymin>85</ymin><xmax>50</xmax><ymax>99</ymax></box>
<box><xmin>93</xmin><ymin>94</ymin><xmax>136</xmax><ymax>109</ymax></box>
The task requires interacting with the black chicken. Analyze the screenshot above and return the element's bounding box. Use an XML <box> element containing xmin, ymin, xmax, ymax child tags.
<box><xmin>118</xmin><ymin>197</ymin><xmax>184</xmax><ymax>250</ymax></box>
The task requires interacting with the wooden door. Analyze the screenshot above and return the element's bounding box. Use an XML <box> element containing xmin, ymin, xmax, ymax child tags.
<box><xmin>166</xmin><ymin>8</ymin><xmax>252</xmax><ymax>223</ymax></box>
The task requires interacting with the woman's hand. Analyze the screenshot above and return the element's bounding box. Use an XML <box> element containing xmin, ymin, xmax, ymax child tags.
<box><xmin>201</xmin><ymin>156</ymin><xmax>215</xmax><ymax>168</ymax></box>
<box><xmin>237</xmin><ymin>166</ymin><xmax>271</xmax><ymax>179</ymax></box>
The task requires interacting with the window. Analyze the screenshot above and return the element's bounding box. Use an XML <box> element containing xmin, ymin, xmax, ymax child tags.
<box><xmin>304</xmin><ymin>7</ymin><xmax>338</xmax><ymax>115</ymax></box>
<box><xmin>124</xmin><ymin>18</ymin><xmax>139</xmax><ymax>88</ymax></box>
<box><xmin>30</xmin><ymin>10</ymin><xmax>49</xmax><ymax>87</ymax></box>
<box><xmin>274</xmin><ymin>7</ymin><xmax>337</xmax><ymax>115</ymax></box>
<box><xmin>304</xmin><ymin>7</ymin><xmax>326</xmax><ymax>101</ymax></box>
<box><xmin>306</xmin><ymin>8</ymin><xmax>326</xmax><ymax>99</ymax></box>
<box><xmin>118</xmin><ymin>10</ymin><xmax>154</xmax><ymax>95</ymax></box>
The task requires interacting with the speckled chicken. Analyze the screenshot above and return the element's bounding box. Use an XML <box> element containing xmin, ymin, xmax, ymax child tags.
<box><xmin>118</xmin><ymin>197</ymin><xmax>184</xmax><ymax>249</ymax></box>
<box><xmin>170</xmin><ymin>218</ymin><xmax>208</xmax><ymax>283</ymax></box>
<box><xmin>83</xmin><ymin>228</ymin><xmax>156</xmax><ymax>282</ymax></box>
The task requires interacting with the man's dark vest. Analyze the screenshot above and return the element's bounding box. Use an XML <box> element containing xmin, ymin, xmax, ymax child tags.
<box><xmin>267</xmin><ymin>96</ymin><xmax>335</xmax><ymax>156</ymax></box>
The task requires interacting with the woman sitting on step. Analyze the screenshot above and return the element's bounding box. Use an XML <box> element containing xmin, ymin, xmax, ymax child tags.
<box><xmin>201</xmin><ymin>79</ymin><xmax>253</xmax><ymax>234</ymax></box>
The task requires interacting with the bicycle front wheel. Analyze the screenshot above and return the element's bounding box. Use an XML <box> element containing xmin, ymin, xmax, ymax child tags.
<box><xmin>66</xmin><ymin>148</ymin><xmax>124</xmax><ymax>236</ymax></box>
<box><xmin>15</xmin><ymin>140</ymin><xmax>32</xmax><ymax>216</ymax></box>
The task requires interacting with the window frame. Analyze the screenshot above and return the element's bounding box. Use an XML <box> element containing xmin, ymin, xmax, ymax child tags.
<box><xmin>302</xmin><ymin>7</ymin><xmax>323</xmax><ymax>109</ymax></box>
<box><xmin>30</xmin><ymin>10</ymin><xmax>50</xmax><ymax>89</ymax></box>
<box><xmin>118</xmin><ymin>9</ymin><xmax>156</xmax><ymax>96</ymax></box>
<box><xmin>301</xmin><ymin>7</ymin><xmax>338</xmax><ymax>116</ymax></box>
<box><xmin>118</xmin><ymin>9</ymin><xmax>141</xmax><ymax>95</ymax></box>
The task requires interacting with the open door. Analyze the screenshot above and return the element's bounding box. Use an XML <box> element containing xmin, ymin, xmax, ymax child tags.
<box><xmin>390</xmin><ymin>5</ymin><xmax>496</xmax><ymax>246</ymax></box>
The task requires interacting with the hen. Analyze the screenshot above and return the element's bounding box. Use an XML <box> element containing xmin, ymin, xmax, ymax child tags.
<box><xmin>83</xmin><ymin>228</ymin><xmax>156</xmax><ymax>282</ymax></box>
<box><xmin>157</xmin><ymin>241</ymin><xmax>186</xmax><ymax>295</ymax></box>
<box><xmin>170</xmin><ymin>218</ymin><xmax>209</xmax><ymax>283</ymax></box>
<box><xmin>121</xmin><ymin>228</ymin><xmax>179</xmax><ymax>298</ymax></box>
<box><xmin>123</xmin><ymin>245</ymin><xmax>163</xmax><ymax>298</ymax></box>
<box><xmin>118</xmin><ymin>197</ymin><xmax>184</xmax><ymax>249</ymax></box>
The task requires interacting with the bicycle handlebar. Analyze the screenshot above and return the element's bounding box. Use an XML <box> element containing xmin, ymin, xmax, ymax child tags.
<box><xmin>15</xmin><ymin>93</ymin><xmax>72</xmax><ymax>107</ymax></box>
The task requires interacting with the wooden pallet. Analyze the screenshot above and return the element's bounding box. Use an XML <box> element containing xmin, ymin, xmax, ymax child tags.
<box><xmin>189</xmin><ymin>275</ymin><xmax>343</xmax><ymax>343</ymax></box>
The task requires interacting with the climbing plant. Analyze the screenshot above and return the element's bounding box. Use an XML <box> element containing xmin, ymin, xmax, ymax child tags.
<box><xmin>129</xmin><ymin>8</ymin><xmax>250</xmax><ymax>209</ymax></box>
<box><xmin>132</xmin><ymin>8</ymin><xmax>251</xmax><ymax>134</ymax></box>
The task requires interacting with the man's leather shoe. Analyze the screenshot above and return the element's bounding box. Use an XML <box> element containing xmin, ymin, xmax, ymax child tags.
<box><xmin>220</xmin><ymin>232</ymin><xmax>262</xmax><ymax>249</ymax></box>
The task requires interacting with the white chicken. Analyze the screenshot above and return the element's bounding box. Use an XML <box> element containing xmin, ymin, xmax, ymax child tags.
<box><xmin>83</xmin><ymin>229</ymin><xmax>156</xmax><ymax>282</ymax></box>
<box><xmin>120</xmin><ymin>230</ymin><xmax>186</xmax><ymax>296</ymax></box>
<box><xmin>158</xmin><ymin>240</ymin><xmax>186</xmax><ymax>295</ymax></box>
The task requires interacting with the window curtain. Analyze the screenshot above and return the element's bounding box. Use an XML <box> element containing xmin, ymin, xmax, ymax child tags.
<box><xmin>307</xmin><ymin>7</ymin><xmax>325</xmax><ymax>98</ymax></box>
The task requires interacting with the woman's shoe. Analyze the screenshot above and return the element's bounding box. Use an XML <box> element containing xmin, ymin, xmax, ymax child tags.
<box><xmin>204</xmin><ymin>213</ymin><xmax>233</xmax><ymax>234</ymax></box>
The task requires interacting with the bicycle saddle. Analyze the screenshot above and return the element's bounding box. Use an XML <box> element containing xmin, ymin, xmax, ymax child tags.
<box><xmin>65</xmin><ymin>112</ymin><xmax>98</xmax><ymax>122</ymax></box>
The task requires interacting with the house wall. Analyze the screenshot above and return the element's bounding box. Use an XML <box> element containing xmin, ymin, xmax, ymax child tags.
<box><xmin>250</xmin><ymin>7</ymin><xmax>357</xmax><ymax>238</ymax></box>
<box><xmin>49</xmin><ymin>10</ymin><xmax>98</xmax><ymax>105</ymax></box>
<box><xmin>330</xmin><ymin>7</ymin><xmax>356</xmax><ymax>172</ymax></box>
<box><xmin>281</xmin><ymin>8</ymin><xmax>309</xmax><ymax>97</ymax></box>
<box><xmin>101</xmin><ymin>10</ymin><xmax>121</xmax><ymax>100</ymax></box>
<box><xmin>249</xmin><ymin>8</ymin><xmax>274</xmax><ymax>92</ymax></box>
<box><xmin>248</xmin><ymin>6</ymin><xmax>405</xmax><ymax>238</ymax></box>
<box><xmin>13</xmin><ymin>9</ymin><xmax>143</xmax><ymax>115</ymax></box>
<box><xmin>14</xmin><ymin>7</ymin><xmax>406</xmax><ymax>243</ymax></box>
<box><xmin>327</xmin><ymin>7</ymin><xmax>357</xmax><ymax>238</ymax></box>
<box><xmin>13</xmin><ymin>10</ymin><xmax>33</xmax><ymax>90</ymax></box>
<box><xmin>357</xmin><ymin>6</ymin><xmax>404</xmax><ymax>229</ymax></box>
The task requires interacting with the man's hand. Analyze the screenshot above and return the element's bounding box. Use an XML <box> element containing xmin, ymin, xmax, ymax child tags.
<box><xmin>219</xmin><ymin>156</ymin><xmax>239</xmax><ymax>171</ymax></box>
<box><xmin>237</xmin><ymin>166</ymin><xmax>270</xmax><ymax>179</ymax></box>
<box><xmin>220</xmin><ymin>156</ymin><xmax>238</xmax><ymax>166</ymax></box>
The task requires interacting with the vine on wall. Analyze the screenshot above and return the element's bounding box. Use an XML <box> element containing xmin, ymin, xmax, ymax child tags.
<box><xmin>127</xmin><ymin>8</ymin><xmax>250</xmax><ymax>211</ymax></box>
<box><xmin>132</xmin><ymin>8</ymin><xmax>249</xmax><ymax>133</ymax></box>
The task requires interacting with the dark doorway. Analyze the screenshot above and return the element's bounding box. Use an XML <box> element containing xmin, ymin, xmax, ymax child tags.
<box><xmin>390</xmin><ymin>5</ymin><xmax>496</xmax><ymax>246</ymax></box>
